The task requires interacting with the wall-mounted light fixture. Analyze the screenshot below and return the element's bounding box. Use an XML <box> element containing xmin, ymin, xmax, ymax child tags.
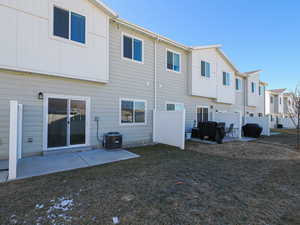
<box><xmin>38</xmin><ymin>92</ymin><xmax>44</xmax><ymax>100</ymax></box>
<box><xmin>210</xmin><ymin>105</ymin><xmax>214</xmax><ymax>109</ymax></box>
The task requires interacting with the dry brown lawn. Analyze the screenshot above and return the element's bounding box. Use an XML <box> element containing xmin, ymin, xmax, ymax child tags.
<box><xmin>1</xmin><ymin>133</ymin><xmax>300</xmax><ymax>225</ymax></box>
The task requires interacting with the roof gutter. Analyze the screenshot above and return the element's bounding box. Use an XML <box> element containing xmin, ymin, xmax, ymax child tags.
<box><xmin>113</xmin><ymin>18</ymin><xmax>191</xmax><ymax>51</ymax></box>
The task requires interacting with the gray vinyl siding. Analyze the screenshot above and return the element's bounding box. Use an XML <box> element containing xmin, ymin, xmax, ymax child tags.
<box><xmin>156</xmin><ymin>42</ymin><xmax>232</xmax><ymax>131</ymax></box>
<box><xmin>0</xmin><ymin>22</ymin><xmax>155</xmax><ymax>160</ymax></box>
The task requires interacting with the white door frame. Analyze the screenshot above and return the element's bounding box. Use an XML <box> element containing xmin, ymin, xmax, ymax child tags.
<box><xmin>43</xmin><ymin>93</ymin><xmax>91</xmax><ymax>152</ymax></box>
<box><xmin>196</xmin><ymin>105</ymin><xmax>209</xmax><ymax>124</ymax></box>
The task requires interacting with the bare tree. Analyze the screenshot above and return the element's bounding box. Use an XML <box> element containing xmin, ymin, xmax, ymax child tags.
<box><xmin>288</xmin><ymin>83</ymin><xmax>300</xmax><ymax>150</ymax></box>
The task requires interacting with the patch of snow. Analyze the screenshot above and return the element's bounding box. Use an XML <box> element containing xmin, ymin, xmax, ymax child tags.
<box><xmin>43</xmin><ymin>197</ymin><xmax>74</xmax><ymax>224</ymax></box>
<box><xmin>10</xmin><ymin>215</ymin><xmax>18</xmax><ymax>224</ymax></box>
<box><xmin>113</xmin><ymin>217</ymin><xmax>120</xmax><ymax>224</ymax></box>
<box><xmin>35</xmin><ymin>204</ymin><xmax>44</xmax><ymax>209</ymax></box>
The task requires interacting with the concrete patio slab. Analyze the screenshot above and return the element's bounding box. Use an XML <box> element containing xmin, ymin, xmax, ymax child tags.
<box><xmin>5</xmin><ymin>149</ymin><xmax>140</xmax><ymax>182</ymax></box>
<box><xmin>77</xmin><ymin>149</ymin><xmax>139</xmax><ymax>167</ymax></box>
<box><xmin>18</xmin><ymin>152</ymin><xmax>88</xmax><ymax>179</ymax></box>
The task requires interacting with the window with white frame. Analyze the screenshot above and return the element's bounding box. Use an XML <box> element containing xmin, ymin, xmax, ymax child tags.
<box><xmin>123</xmin><ymin>34</ymin><xmax>143</xmax><ymax>62</ymax></box>
<box><xmin>251</xmin><ymin>82</ymin><xmax>256</xmax><ymax>93</ymax></box>
<box><xmin>236</xmin><ymin>78</ymin><xmax>242</xmax><ymax>91</ymax></box>
<box><xmin>53</xmin><ymin>6</ymin><xmax>86</xmax><ymax>44</ymax></box>
<box><xmin>197</xmin><ymin>106</ymin><xmax>209</xmax><ymax>123</ymax></box>
<box><xmin>223</xmin><ymin>72</ymin><xmax>231</xmax><ymax>86</ymax></box>
<box><xmin>121</xmin><ymin>99</ymin><xmax>146</xmax><ymax>124</ymax></box>
<box><xmin>270</xmin><ymin>96</ymin><xmax>274</xmax><ymax>104</ymax></box>
<box><xmin>166</xmin><ymin>102</ymin><xmax>184</xmax><ymax>111</ymax></box>
<box><xmin>167</xmin><ymin>50</ymin><xmax>180</xmax><ymax>72</ymax></box>
<box><xmin>201</xmin><ymin>61</ymin><xmax>211</xmax><ymax>77</ymax></box>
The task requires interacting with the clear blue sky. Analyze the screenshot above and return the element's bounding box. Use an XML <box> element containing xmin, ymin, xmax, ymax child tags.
<box><xmin>103</xmin><ymin>0</ymin><xmax>299</xmax><ymax>90</ymax></box>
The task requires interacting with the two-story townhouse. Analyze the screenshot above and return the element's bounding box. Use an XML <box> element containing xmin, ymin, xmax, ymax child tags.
<box><xmin>265</xmin><ymin>89</ymin><xmax>286</xmax><ymax>121</ymax></box>
<box><xmin>0</xmin><ymin>0</ymin><xmax>268</xmax><ymax>160</ymax></box>
<box><xmin>0</xmin><ymin>0</ymin><xmax>159</xmax><ymax>160</ymax></box>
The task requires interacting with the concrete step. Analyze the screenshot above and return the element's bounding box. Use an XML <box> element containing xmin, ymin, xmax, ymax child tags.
<box><xmin>43</xmin><ymin>146</ymin><xmax>93</xmax><ymax>156</ymax></box>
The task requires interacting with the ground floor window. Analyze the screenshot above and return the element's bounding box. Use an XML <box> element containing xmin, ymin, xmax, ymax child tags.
<box><xmin>121</xmin><ymin>99</ymin><xmax>146</xmax><ymax>125</ymax></box>
<box><xmin>166</xmin><ymin>102</ymin><xmax>184</xmax><ymax>111</ymax></box>
<box><xmin>258</xmin><ymin>113</ymin><xmax>263</xmax><ymax>117</ymax></box>
<box><xmin>197</xmin><ymin>106</ymin><xmax>209</xmax><ymax>123</ymax></box>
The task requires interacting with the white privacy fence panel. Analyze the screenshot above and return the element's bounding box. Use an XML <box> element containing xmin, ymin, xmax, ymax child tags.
<box><xmin>278</xmin><ymin>117</ymin><xmax>299</xmax><ymax>129</ymax></box>
<box><xmin>214</xmin><ymin>112</ymin><xmax>242</xmax><ymax>138</ymax></box>
<box><xmin>9</xmin><ymin>101</ymin><xmax>23</xmax><ymax>180</ymax></box>
<box><xmin>244</xmin><ymin>116</ymin><xmax>270</xmax><ymax>136</ymax></box>
<box><xmin>153</xmin><ymin>110</ymin><xmax>185</xmax><ymax>150</ymax></box>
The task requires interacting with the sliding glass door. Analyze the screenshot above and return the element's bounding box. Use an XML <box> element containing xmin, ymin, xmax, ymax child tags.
<box><xmin>46</xmin><ymin>96</ymin><xmax>88</xmax><ymax>150</ymax></box>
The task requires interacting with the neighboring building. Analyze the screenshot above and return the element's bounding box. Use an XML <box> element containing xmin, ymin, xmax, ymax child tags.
<box><xmin>233</xmin><ymin>70</ymin><xmax>267</xmax><ymax>118</ymax></box>
<box><xmin>0</xmin><ymin>0</ymin><xmax>268</xmax><ymax>160</ymax></box>
<box><xmin>265</xmin><ymin>89</ymin><xmax>286</xmax><ymax>120</ymax></box>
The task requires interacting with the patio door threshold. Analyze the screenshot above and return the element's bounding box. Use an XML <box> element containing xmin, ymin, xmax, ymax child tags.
<box><xmin>43</xmin><ymin>145</ymin><xmax>93</xmax><ymax>156</ymax></box>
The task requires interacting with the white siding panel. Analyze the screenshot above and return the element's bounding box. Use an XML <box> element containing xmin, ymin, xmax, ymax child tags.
<box><xmin>17</xmin><ymin>0</ymin><xmax>48</xmax><ymax>18</ymax></box>
<box><xmin>0</xmin><ymin>0</ymin><xmax>109</xmax><ymax>83</ymax></box>
<box><xmin>0</xmin><ymin>6</ymin><xmax>17</xmax><ymax>67</ymax></box>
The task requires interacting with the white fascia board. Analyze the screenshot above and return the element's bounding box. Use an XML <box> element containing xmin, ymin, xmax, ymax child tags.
<box><xmin>88</xmin><ymin>0</ymin><xmax>118</xmax><ymax>18</ymax></box>
<box><xmin>192</xmin><ymin>44</ymin><xmax>222</xmax><ymax>50</ymax></box>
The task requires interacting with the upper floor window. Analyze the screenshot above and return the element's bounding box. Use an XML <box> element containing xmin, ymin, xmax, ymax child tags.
<box><xmin>53</xmin><ymin>7</ymin><xmax>86</xmax><ymax>44</ymax></box>
<box><xmin>270</xmin><ymin>96</ymin><xmax>274</xmax><ymax>104</ymax></box>
<box><xmin>280</xmin><ymin>97</ymin><xmax>282</xmax><ymax>104</ymax></box>
<box><xmin>236</xmin><ymin>78</ymin><xmax>242</xmax><ymax>91</ymax></box>
<box><xmin>166</xmin><ymin>102</ymin><xmax>184</xmax><ymax>111</ymax></box>
<box><xmin>201</xmin><ymin>61</ymin><xmax>210</xmax><ymax>77</ymax></box>
<box><xmin>121</xmin><ymin>99</ymin><xmax>146</xmax><ymax>125</ymax></box>
<box><xmin>223</xmin><ymin>72</ymin><xmax>231</xmax><ymax>86</ymax></box>
<box><xmin>167</xmin><ymin>50</ymin><xmax>180</xmax><ymax>72</ymax></box>
<box><xmin>123</xmin><ymin>34</ymin><xmax>143</xmax><ymax>62</ymax></box>
<box><xmin>251</xmin><ymin>82</ymin><xmax>256</xmax><ymax>93</ymax></box>
<box><xmin>259</xmin><ymin>86</ymin><xmax>263</xmax><ymax>96</ymax></box>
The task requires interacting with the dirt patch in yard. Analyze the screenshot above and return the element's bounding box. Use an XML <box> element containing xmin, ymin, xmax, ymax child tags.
<box><xmin>1</xmin><ymin>135</ymin><xmax>300</xmax><ymax>224</ymax></box>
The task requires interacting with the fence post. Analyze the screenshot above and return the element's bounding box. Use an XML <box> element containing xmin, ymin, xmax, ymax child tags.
<box><xmin>180</xmin><ymin>110</ymin><xmax>186</xmax><ymax>150</ymax></box>
<box><xmin>17</xmin><ymin>104</ymin><xmax>23</xmax><ymax>159</ymax></box>
<box><xmin>9</xmin><ymin>101</ymin><xmax>19</xmax><ymax>180</ymax></box>
<box><xmin>153</xmin><ymin>110</ymin><xmax>157</xmax><ymax>143</ymax></box>
<box><xmin>238</xmin><ymin>112</ymin><xmax>242</xmax><ymax>139</ymax></box>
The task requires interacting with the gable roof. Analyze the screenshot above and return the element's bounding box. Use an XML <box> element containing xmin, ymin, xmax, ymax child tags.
<box><xmin>244</xmin><ymin>70</ymin><xmax>262</xmax><ymax>75</ymax></box>
<box><xmin>192</xmin><ymin>45</ymin><xmax>239</xmax><ymax>72</ymax></box>
<box><xmin>269</xmin><ymin>88</ymin><xmax>287</xmax><ymax>94</ymax></box>
<box><xmin>88</xmin><ymin>0</ymin><xmax>118</xmax><ymax>18</ymax></box>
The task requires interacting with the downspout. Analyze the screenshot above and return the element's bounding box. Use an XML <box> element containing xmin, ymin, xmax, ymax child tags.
<box><xmin>154</xmin><ymin>38</ymin><xmax>158</xmax><ymax>111</ymax></box>
<box><xmin>153</xmin><ymin>37</ymin><xmax>158</xmax><ymax>143</ymax></box>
